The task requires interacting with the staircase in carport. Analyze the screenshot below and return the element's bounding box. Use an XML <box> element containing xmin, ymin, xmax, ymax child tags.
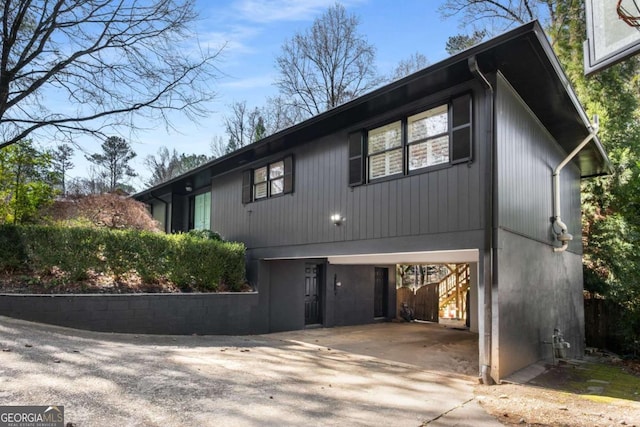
<box><xmin>396</xmin><ymin>264</ymin><xmax>470</xmax><ymax>323</ymax></box>
<box><xmin>438</xmin><ymin>264</ymin><xmax>470</xmax><ymax>320</ymax></box>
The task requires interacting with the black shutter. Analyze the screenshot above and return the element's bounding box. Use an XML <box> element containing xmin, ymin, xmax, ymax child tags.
<box><xmin>451</xmin><ymin>93</ymin><xmax>472</xmax><ymax>164</ymax></box>
<box><xmin>283</xmin><ymin>155</ymin><xmax>294</xmax><ymax>194</ymax></box>
<box><xmin>348</xmin><ymin>131</ymin><xmax>364</xmax><ymax>186</ymax></box>
<box><xmin>242</xmin><ymin>170</ymin><xmax>252</xmax><ymax>204</ymax></box>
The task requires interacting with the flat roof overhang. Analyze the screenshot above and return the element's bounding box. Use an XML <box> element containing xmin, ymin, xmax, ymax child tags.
<box><xmin>263</xmin><ymin>249</ymin><xmax>480</xmax><ymax>265</ymax></box>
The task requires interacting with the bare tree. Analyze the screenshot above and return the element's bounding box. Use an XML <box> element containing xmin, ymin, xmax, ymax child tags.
<box><xmin>261</xmin><ymin>96</ymin><xmax>305</xmax><ymax>134</ymax></box>
<box><xmin>389</xmin><ymin>52</ymin><xmax>429</xmax><ymax>81</ymax></box>
<box><xmin>224</xmin><ymin>101</ymin><xmax>264</xmax><ymax>152</ymax></box>
<box><xmin>144</xmin><ymin>147</ymin><xmax>180</xmax><ymax>186</ymax></box>
<box><xmin>0</xmin><ymin>0</ymin><xmax>221</xmax><ymax>150</ymax></box>
<box><xmin>439</xmin><ymin>0</ymin><xmax>552</xmax><ymax>34</ymax></box>
<box><xmin>275</xmin><ymin>3</ymin><xmax>379</xmax><ymax>119</ymax></box>
<box><xmin>86</xmin><ymin>136</ymin><xmax>136</xmax><ymax>191</ymax></box>
<box><xmin>210</xmin><ymin>135</ymin><xmax>228</xmax><ymax>159</ymax></box>
<box><xmin>144</xmin><ymin>147</ymin><xmax>209</xmax><ymax>186</ymax></box>
<box><xmin>66</xmin><ymin>167</ymin><xmax>110</xmax><ymax>196</ymax></box>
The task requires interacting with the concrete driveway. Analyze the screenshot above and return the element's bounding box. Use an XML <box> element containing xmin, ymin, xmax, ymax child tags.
<box><xmin>269</xmin><ymin>321</ymin><xmax>479</xmax><ymax>376</ymax></box>
<box><xmin>0</xmin><ymin>316</ymin><xmax>499</xmax><ymax>426</ymax></box>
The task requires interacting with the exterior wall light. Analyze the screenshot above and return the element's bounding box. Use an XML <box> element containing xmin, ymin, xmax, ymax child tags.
<box><xmin>185</xmin><ymin>183</ymin><xmax>193</xmax><ymax>192</ymax></box>
<box><xmin>330</xmin><ymin>213</ymin><xmax>345</xmax><ymax>226</ymax></box>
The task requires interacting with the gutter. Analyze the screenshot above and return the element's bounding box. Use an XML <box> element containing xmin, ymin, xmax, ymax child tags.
<box><xmin>469</xmin><ymin>56</ymin><xmax>496</xmax><ymax>385</ymax></box>
<box><xmin>552</xmin><ymin>116</ymin><xmax>600</xmax><ymax>252</ymax></box>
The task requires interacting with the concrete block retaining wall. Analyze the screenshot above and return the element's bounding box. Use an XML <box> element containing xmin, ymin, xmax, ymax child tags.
<box><xmin>0</xmin><ymin>292</ymin><xmax>263</xmax><ymax>335</ymax></box>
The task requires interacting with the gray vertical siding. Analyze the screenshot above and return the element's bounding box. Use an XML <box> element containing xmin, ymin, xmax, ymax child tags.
<box><xmin>493</xmin><ymin>73</ymin><xmax>586</xmax><ymax>379</ymax></box>
<box><xmin>495</xmin><ymin>74</ymin><xmax>582</xmax><ymax>253</ymax></box>
<box><xmin>211</xmin><ymin>86</ymin><xmax>485</xmax><ymax>256</ymax></box>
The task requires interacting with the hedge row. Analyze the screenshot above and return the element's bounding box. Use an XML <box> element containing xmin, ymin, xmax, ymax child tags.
<box><xmin>0</xmin><ymin>225</ymin><xmax>246</xmax><ymax>291</ymax></box>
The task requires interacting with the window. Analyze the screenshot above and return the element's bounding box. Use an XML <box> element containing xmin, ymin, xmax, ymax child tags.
<box><xmin>242</xmin><ymin>156</ymin><xmax>294</xmax><ymax>203</ymax></box>
<box><xmin>253</xmin><ymin>166</ymin><xmax>268</xmax><ymax>199</ymax></box>
<box><xmin>190</xmin><ymin>191</ymin><xmax>211</xmax><ymax>230</ymax></box>
<box><xmin>367</xmin><ymin>121</ymin><xmax>403</xmax><ymax>180</ymax></box>
<box><xmin>269</xmin><ymin>160</ymin><xmax>285</xmax><ymax>195</ymax></box>
<box><xmin>349</xmin><ymin>93</ymin><xmax>472</xmax><ymax>186</ymax></box>
<box><xmin>407</xmin><ymin>105</ymin><xmax>449</xmax><ymax>170</ymax></box>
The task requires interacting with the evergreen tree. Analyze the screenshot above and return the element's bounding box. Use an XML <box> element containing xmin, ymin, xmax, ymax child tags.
<box><xmin>254</xmin><ymin>116</ymin><xmax>267</xmax><ymax>142</ymax></box>
<box><xmin>86</xmin><ymin>137</ymin><xmax>137</xmax><ymax>192</ymax></box>
<box><xmin>445</xmin><ymin>30</ymin><xmax>487</xmax><ymax>55</ymax></box>
<box><xmin>51</xmin><ymin>144</ymin><xmax>74</xmax><ymax>196</ymax></box>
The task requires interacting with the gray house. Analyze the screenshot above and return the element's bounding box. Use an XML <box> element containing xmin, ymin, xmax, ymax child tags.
<box><xmin>135</xmin><ymin>21</ymin><xmax>609</xmax><ymax>383</ymax></box>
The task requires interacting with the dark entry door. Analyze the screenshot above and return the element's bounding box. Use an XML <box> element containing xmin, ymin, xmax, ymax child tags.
<box><xmin>304</xmin><ymin>264</ymin><xmax>322</xmax><ymax>325</ymax></box>
<box><xmin>374</xmin><ymin>267</ymin><xmax>389</xmax><ymax>318</ymax></box>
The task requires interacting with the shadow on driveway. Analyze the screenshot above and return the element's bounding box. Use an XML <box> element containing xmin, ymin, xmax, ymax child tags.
<box><xmin>0</xmin><ymin>316</ymin><xmax>497</xmax><ymax>426</ymax></box>
<box><xmin>268</xmin><ymin>322</ymin><xmax>479</xmax><ymax>377</ymax></box>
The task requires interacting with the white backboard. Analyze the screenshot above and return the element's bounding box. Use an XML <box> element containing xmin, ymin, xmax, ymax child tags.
<box><xmin>584</xmin><ymin>0</ymin><xmax>640</xmax><ymax>76</ymax></box>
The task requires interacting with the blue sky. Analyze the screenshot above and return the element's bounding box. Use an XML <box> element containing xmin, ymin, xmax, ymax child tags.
<box><xmin>66</xmin><ymin>0</ymin><xmax>466</xmax><ymax>189</ymax></box>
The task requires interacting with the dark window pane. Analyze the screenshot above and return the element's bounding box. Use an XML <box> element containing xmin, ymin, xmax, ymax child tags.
<box><xmin>242</xmin><ymin>170</ymin><xmax>252</xmax><ymax>204</ymax></box>
<box><xmin>452</xmin><ymin>127</ymin><xmax>471</xmax><ymax>162</ymax></box>
<box><xmin>348</xmin><ymin>132</ymin><xmax>364</xmax><ymax>186</ymax></box>
<box><xmin>349</xmin><ymin>132</ymin><xmax>363</xmax><ymax>158</ymax></box>
<box><xmin>349</xmin><ymin>157</ymin><xmax>363</xmax><ymax>185</ymax></box>
<box><xmin>452</xmin><ymin>94</ymin><xmax>471</xmax><ymax>128</ymax></box>
<box><xmin>283</xmin><ymin>156</ymin><xmax>294</xmax><ymax>194</ymax></box>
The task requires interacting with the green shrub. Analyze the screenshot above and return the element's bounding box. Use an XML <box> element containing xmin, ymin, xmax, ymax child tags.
<box><xmin>186</xmin><ymin>229</ymin><xmax>223</xmax><ymax>241</ymax></box>
<box><xmin>0</xmin><ymin>224</ymin><xmax>246</xmax><ymax>291</ymax></box>
<box><xmin>0</xmin><ymin>225</ymin><xmax>27</xmax><ymax>272</ymax></box>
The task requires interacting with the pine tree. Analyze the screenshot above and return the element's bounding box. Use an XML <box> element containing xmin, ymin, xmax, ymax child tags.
<box><xmin>51</xmin><ymin>144</ymin><xmax>74</xmax><ymax>196</ymax></box>
<box><xmin>86</xmin><ymin>137</ymin><xmax>137</xmax><ymax>192</ymax></box>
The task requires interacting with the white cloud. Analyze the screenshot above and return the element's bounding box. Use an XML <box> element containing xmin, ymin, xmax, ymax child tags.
<box><xmin>221</xmin><ymin>74</ymin><xmax>275</xmax><ymax>89</ymax></box>
<box><xmin>199</xmin><ymin>25</ymin><xmax>260</xmax><ymax>59</ymax></box>
<box><xmin>232</xmin><ymin>0</ymin><xmax>364</xmax><ymax>23</ymax></box>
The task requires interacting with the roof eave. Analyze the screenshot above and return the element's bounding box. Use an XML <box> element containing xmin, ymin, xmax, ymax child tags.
<box><xmin>134</xmin><ymin>20</ymin><xmax>610</xmax><ymax>200</ymax></box>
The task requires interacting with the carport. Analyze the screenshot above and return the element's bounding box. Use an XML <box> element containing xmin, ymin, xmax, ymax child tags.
<box><xmin>264</xmin><ymin>248</ymin><xmax>482</xmax><ymax>377</ymax></box>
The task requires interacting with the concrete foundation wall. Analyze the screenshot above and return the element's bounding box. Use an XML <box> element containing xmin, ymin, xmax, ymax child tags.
<box><xmin>0</xmin><ymin>293</ymin><xmax>261</xmax><ymax>335</ymax></box>
<box><xmin>495</xmin><ymin>229</ymin><xmax>584</xmax><ymax>379</ymax></box>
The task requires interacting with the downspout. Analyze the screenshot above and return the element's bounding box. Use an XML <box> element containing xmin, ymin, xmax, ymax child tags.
<box><xmin>469</xmin><ymin>56</ymin><xmax>495</xmax><ymax>385</ymax></box>
<box><xmin>552</xmin><ymin>116</ymin><xmax>599</xmax><ymax>253</ymax></box>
